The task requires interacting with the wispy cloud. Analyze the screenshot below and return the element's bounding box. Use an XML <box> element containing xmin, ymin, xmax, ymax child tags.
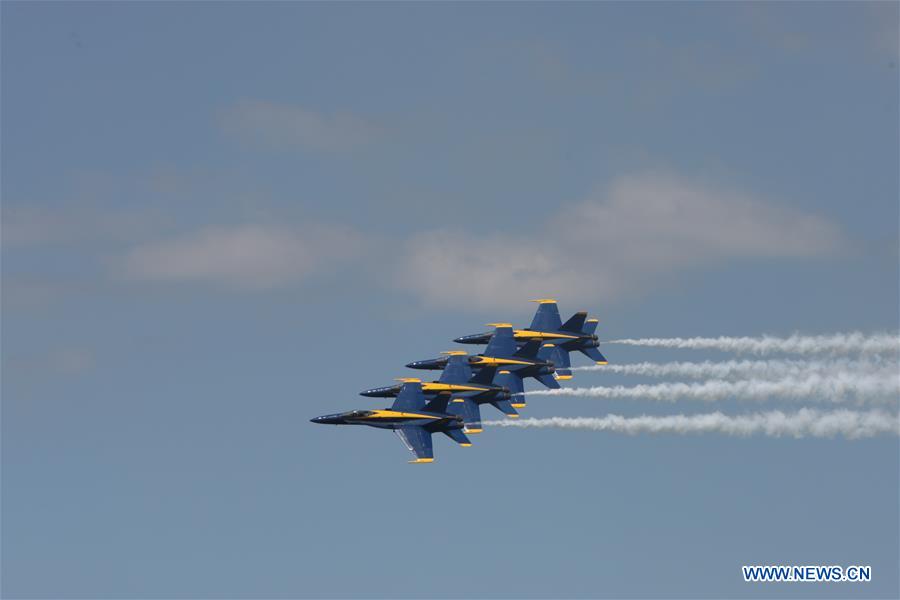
<box><xmin>117</xmin><ymin>223</ymin><xmax>365</xmax><ymax>289</ymax></box>
<box><xmin>396</xmin><ymin>171</ymin><xmax>847</xmax><ymax>310</ymax></box>
<box><xmin>219</xmin><ymin>100</ymin><xmax>382</xmax><ymax>152</ymax></box>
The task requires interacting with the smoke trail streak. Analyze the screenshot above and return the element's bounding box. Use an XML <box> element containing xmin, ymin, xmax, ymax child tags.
<box><xmin>531</xmin><ymin>373</ymin><xmax>900</xmax><ymax>404</ymax></box>
<box><xmin>606</xmin><ymin>332</ymin><xmax>899</xmax><ymax>355</ymax></box>
<box><xmin>570</xmin><ymin>358</ymin><xmax>896</xmax><ymax>380</ymax></box>
<box><xmin>484</xmin><ymin>409</ymin><xmax>900</xmax><ymax>439</ymax></box>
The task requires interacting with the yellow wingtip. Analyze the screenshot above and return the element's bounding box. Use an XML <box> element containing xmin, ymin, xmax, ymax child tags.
<box><xmin>465</xmin><ymin>428</ymin><xmax>483</xmax><ymax>434</ymax></box>
<box><xmin>510</xmin><ymin>403</ymin><xmax>526</xmax><ymax>408</ymax></box>
<box><xmin>587</xmin><ymin>318</ymin><xmax>599</xmax><ymax>323</ymax></box>
<box><xmin>508</xmin><ymin>414</ymin><xmax>521</xmax><ymax>418</ymax></box>
<box><xmin>556</xmin><ymin>375</ymin><xmax>573</xmax><ymax>380</ymax></box>
<box><xmin>460</xmin><ymin>443</ymin><xmax>473</xmax><ymax>447</ymax></box>
<box><xmin>451</xmin><ymin>398</ymin><xmax>465</xmax><ymax>403</ymax></box>
<box><xmin>529</xmin><ymin>298</ymin><xmax>557</xmax><ymax>304</ymax></box>
<box><xmin>409</xmin><ymin>458</ymin><xmax>434</xmax><ymax>464</ymax></box>
<box><xmin>441</xmin><ymin>350</ymin><xmax>468</xmax><ymax>356</ymax></box>
<box><xmin>395</xmin><ymin>377</ymin><xmax>422</xmax><ymax>383</ymax></box>
<box><xmin>596</xmin><ymin>361</ymin><xmax>608</xmax><ymax>365</ymax></box>
<box><xmin>486</xmin><ymin>322</ymin><xmax>513</xmax><ymax>328</ymax></box>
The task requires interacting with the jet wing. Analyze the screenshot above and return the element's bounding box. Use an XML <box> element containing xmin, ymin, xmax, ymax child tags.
<box><xmin>484</xmin><ymin>326</ymin><xmax>516</xmax><ymax>357</ymax></box>
<box><xmin>390</xmin><ymin>382</ymin><xmax>427</xmax><ymax>412</ymax></box>
<box><xmin>395</xmin><ymin>426</ymin><xmax>434</xmax><ymax>462</ymax></box>
<box><xmin>438</xmin><ymin>355</ymin><xmax>472</xmax><ymax>384</ymax></box>
<box><xmin>530</xmin><ymin>300</ymin><xmax>563</xmax><ymax>331</ymax></box>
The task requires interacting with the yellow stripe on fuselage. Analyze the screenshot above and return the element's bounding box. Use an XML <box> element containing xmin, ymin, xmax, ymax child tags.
<box><xmin>359</xmin><ymin>410</ymin><xmax>440</xmax><ymax>420</ymax></box>
<box><xmin>421</xmin><ymin>383</ymin><xmax>486</xmax><ymax>393</ymax></box>
<box><xmin>471</xmin><ymin>356</ymin><xmax>535</xmax><ymax>367</ymax></box>
<box><xmin>513</xmin><ymin>329</ymin><xmax>579</xmax><ymax>341</ymax></box>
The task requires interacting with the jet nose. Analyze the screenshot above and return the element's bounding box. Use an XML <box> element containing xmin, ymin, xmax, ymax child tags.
<box><xmin>452</xmin><ymin>337</ymin><xmax>466</xmax><ymax>343</ymax></box>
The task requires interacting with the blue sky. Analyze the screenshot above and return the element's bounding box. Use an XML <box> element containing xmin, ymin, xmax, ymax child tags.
<box><xmin>2</xmin><ymin>2</ymin><xmax>898</xmax><ymax>598</ymax></box>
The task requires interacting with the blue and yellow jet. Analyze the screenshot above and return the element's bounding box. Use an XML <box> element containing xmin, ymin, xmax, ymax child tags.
<box><xmin>310</xmin><ymin>381</ymin><xmax>470</xmax><ymax>463</ymax></box>
<box><xmin>406</xmin><ymin>324</ymin><xmax>558</xmax><ymax>408</ymax></box>
<box><xmin>360</xmin><ymin>353</ymin><xmax>517</xmax><ymax>432</ymax></box>
<box><xmin>453</xmin><ymin>299</ymin><xmax>607</xmax><ymax>379</ymax></box>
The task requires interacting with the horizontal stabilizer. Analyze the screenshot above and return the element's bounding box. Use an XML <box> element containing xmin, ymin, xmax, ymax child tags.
<box><xmin>580</xmin><ymin>346</ymin><xmax>607</xmax><ymax>364</ymax></box>
<box><xmin>535</xmin><ymin>373</ymin><xmax>561</xmax><ymax>389</ymax></box>
<box><xmin>490</xmin><ymin>398</ymin><xmax>520</xmax><ymax>418</ymax></box>
<box><xmin>443</xmin><ymin>428</ymin><xmax>472</xmax><ymax>446</ymax></box>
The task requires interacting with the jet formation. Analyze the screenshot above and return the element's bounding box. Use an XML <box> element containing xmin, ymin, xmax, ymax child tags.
<box><xmin>310</xmin><ymin>299</ymin><xmax>608</xmax><ymax>463</ymax></box>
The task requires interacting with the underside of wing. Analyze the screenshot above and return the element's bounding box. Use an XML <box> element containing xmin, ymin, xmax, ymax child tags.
<box><xmin>394</xmin><ymin>426</ymin><xmax>434</xmax><ymax>463</ymax></box>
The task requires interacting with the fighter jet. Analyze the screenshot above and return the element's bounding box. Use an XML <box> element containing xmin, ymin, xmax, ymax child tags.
<box><xmin>453</xmin><ymin>299</ymin><xmax>607</xmax><ymax>379</ymax></box>
<box><xmin>406</xmin><ymin>324</ymin><xmax>558</xmax><ymax>407</ymax></box>
<box><xmin>310</xmin><ymin>381</ymin><xmax>470</xmax><ymax>463</ymax></box>
<box><xmin>362</xmin><ymin>352</ymin><xmax>520</xmax><ymax>432</ymax></box>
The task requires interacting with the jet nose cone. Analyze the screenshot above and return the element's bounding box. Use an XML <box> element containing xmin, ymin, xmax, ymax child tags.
<box><xmin>310</xmin><ymin>417</ymin><xmax>322</xmax><ymax>424</ymax></box>
<box><xmin>452</xmin><ymin>337</ymin><xmax>465</xmax><ymax>343</ymax></box>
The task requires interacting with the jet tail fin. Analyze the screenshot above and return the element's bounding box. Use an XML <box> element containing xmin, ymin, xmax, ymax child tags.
<box><xmin>539</xmin><ymin>344</ymin><xmax>572</xmax><ymax>379</ymax></box>
<box><xmin>448</xmin><ymin>397</ymin><xmax>483</xmax><ymax>433</ymax></box>
<box><xmin>582</xmin><ymin>318</ymin><xmax>599</xmax><ymax>335</ymax></box>
<box><xmin>560</xmin><ymin>311</ymin><xmax>588</xmax><ymax>333</ymax></box>
<box><xmin>580</xmin><ymin>347</ymin><xmax>607</xmax><ymax>364</ymax></box>
<box><xmin>443</xmin><ymin>428</ymin><xmax>472</xmax><ymax>446</ymax></box>
<box><xmin>496</xmin><ymin>370</ymin><xmax>526</xmax><ymax>407</ymax></box>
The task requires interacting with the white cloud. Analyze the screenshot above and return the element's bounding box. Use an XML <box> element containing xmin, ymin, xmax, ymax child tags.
<box><xmin>118</xmin><ymin>224</ymin><xmax>364</xmax><ymax>289</ymax></box>
<box><xmin>396</xmin><ymin>171</ymin><xmax>846</xmax><ymax>310</ymax></box>
<box><xmin>220</xmin><ymin>100</ymin><xmax>381</xmax><ymax>152</ymax></box>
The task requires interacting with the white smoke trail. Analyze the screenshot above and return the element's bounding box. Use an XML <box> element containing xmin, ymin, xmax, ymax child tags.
<box><xmin>607</xmin><ymin>332</ymin><xmax>899</xmax><ymax>355</ymax></box>
<box><xmin>531</xmin><ymin>373</ymin><xmax>900</xmax><ymax>404</ymax></box>
<box><xmin>484</xmin><ymin>409</ymin><xmax>900</xmax><ymax>439</ymax></box>
<box><xmin>570</xmin><ymin>358</ymin><xmax>896</xmax><ymax>380</ymax></box>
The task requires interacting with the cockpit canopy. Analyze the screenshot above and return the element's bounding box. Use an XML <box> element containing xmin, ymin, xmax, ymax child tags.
<box><xmin>345</xmin><ymin>410</ymin><xmax>375</xmax><ymax>419</ymax></box>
